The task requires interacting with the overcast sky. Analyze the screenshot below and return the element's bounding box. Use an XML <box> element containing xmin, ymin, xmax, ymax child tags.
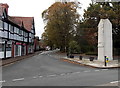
<box><xmin>0</xmin><ymin>0</ymin><xmax>92</xmax><ymax>38</ymax></box>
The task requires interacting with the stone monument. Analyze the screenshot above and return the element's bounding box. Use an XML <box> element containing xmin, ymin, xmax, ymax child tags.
<box><xmin>98</xmin><ymin>19</ymin><xmax>113</xmax><ymax>62</ymax></box>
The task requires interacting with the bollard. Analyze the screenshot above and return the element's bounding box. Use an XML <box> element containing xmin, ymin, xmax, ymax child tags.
<box><xmin>104</xmin><ymin>56</ymin><xmax>107</xmax><ymax>66</ymax></box>
<box><xmin>67</xmin><ymin>53</ymin><xmax>69</xmax><ymax>58</ymax></box>
<box><xmin>89</xmin><ymin>57</ymin><xmax>94</xmax><ymax>61</ymax></box>
<box><xmin>79</xmin><ymin>56</ymin><xmax>82</xmax><ymax>60</ymax></box>
<box><xmin>70</xmin><ymin>54</ymin><xmax>74</xmax><ymax>58</ymax></box>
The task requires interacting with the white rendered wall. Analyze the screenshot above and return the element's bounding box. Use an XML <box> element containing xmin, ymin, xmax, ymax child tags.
<box><xmin>98</xmin><ymin>19</ymin><xmax>113</xmax><ymax>62</ymax></box>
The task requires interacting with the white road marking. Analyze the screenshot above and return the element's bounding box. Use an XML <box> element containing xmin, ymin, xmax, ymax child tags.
<box><xmin>39</xmin><ymin>76</ymin><xmax>43</xmax><ymax>78</ymax></box>
<box><xmin>60</xmin><ymin>73</ymin><xmax>66</xmax><ymax>76</ymax></box>
<box><xmin>47</xmin><ymin>74</ymin><xmax>57</xmax><ymax>77</ymax></box>
<box><xmin>101</xmin><ymin>69</ymin><xmax>108</xmax><ymax>71</ymax></box>
<box><xmin>12</xmin><ymin>78</ymin><xmax>24</xmax><ymax>82</ymax></box>
<box><xmin>33</xmin><ymin>76</ymin><xmax>37</xmax><ymax>79</ymax></box>
<box><xmin>84</xmin><ymin>70</ymin><xmax>90</xmax><ymax>72</ymax></box>
<box><xmin>73</xmin><ymin>72</ymin><xmax>81</xmax><ymax>74</ymax></box>
<box><xmin>0</xmin><ymin>80</ymin><xmax>6</xmax><ymax>83</ymax></box>
<box><xmin>66</xmin><ymin>72</ymin><xmax>71</xmax><ymax>75</ymax></box>
<box><xmin>110</xmin><ymin>81</ymin><xmax>120</xmax><ymax>84</ymax></box>
<box><xmin>95</xmin><ymin>70</ymin><xmax>100</xmax><ymax>72</ymax></box>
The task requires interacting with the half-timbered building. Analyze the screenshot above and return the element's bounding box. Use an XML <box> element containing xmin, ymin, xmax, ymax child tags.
<box><xmin>0</xmin><ymin>3</ymin><xmax>35</xmax><ymax>59</ymax></box>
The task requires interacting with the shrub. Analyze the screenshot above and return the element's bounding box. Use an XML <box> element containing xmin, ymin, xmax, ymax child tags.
<box><xmin>68</xmin><ymin>40</ymin><xmax>80</xmax><ymax>54</ymax></box>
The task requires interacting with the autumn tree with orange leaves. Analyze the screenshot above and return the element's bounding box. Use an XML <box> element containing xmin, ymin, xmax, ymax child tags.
<box><xmin>42</xmin><ymin>1</ymin><xmax>80</xmax><ymax>52</ymax></box>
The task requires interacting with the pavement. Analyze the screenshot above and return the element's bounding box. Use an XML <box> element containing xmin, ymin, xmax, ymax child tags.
<box><xmin>48</xmin><ymin>51</ymin><xmax>119</xmax><ymax>69</ymax></box>
<box><xmin>61</xmin><ymin>57</ymin><xmax>120</xmax><ymax>69</ymax></box>
<box><xmin>0</xmin><ymin>51</ymin><xmax>41</xmax><ymax>67</ymax></box>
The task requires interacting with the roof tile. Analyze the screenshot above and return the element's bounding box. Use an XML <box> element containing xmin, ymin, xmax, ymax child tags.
<box><xmin>0</xmin><ymin>3</ymin><xmax>34</xmax><ymax>32</ymax></box>
<box><xmin>9</xmin><ymin>16</ymin><xmax>34</xmax><ymax>32</ymax></box>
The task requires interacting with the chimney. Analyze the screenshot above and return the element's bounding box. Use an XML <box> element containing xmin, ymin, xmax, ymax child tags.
<box><xmin>0</xmin><ymin>3</ymin><xmax>9</xmax><ymax>14</ymax></box>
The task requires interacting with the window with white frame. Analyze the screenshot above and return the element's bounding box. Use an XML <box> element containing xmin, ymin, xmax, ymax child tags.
<box><xmin>9</xmin><ymin>25</ymin><xmax>14</xmax><ymax>33</ymax></box>
<box><xmin>14</xmin><ymin>27</ymin><xmax>17</xmax><ymax>33</ymax></box>
<box><xmin>32</xmin><ymin>34</ymin><xmax>34</xmax><ymax>38</ymax></box>
<box><xmin>25</xmin><ymin>32</ymin><xmax>28</xmax><ymax>37</ymax></box>
<box><xmin>23</xmin><ymin>31</ymin><xmax>25</xmax><ymax>37</ymax></box>
<box><xmin>0</xmin><ymin>20</ymin><xmax>3</xmax><ymax>30</ymax></box>
<box><xmin>21</xmin><ymin>30</ymin><xmax>23</xmax><ymax>36</ymax></box>
<box><xmin>31</xmin><ymin>29</ymin><xmax>34</xmax><ymax>33</ymax></box>
<box><xmin>17</xmin><ymin>28</ymin><xmax>19</xmax><ymax>34</ymax></box>
<box><xmin>19</xmin><ymin>29</ymin><xmax>22</xmax><ymax>35</ymax></box>
<box><xmin>4</xmin><ymin>22</ymin><xmax>8</xmax><ymax>30</ymax></box>
<box><xmin>6</xmin><ymin>44</ymin><xmax>12</xmax><ymax>51</ymax></box>
<box><xmin>31</xmin><ymin>24</ymin><xmax>34</xmax><ymax>29</ymax></box>
<box><xmin>29</xmin><ymin>33</ymin><xmax>31</xmax><ymax>37</ymax></box>
<box><xmin>0</xmin><ymin>43</ymin><xmax>5</xmax><ymax>52</ymax></box>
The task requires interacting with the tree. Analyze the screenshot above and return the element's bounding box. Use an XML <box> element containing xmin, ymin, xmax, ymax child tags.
<box><xmin>76</xmin><ymin>2</ymin><xmax>120</xmax><ymax>54</ymax></box>
<box><xmin>42</xmin><ymin>1</ymin><xmax>80</xmax><ymax>52</ymax></box>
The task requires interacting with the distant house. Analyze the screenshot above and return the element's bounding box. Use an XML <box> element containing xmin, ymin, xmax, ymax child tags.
<box><xmin>34</xmin><ymin>36</ymin><xmax>40</xmax><ymax>52</ymax></box>
<box><xmin>0</xmin><ymin>3</ymin><xmax>35</xmax><ymax>59</ymax></box>
<box><xmin>39</xmin><ymin>39</ymin><xmax>47</xmax><ymax>50</ymax></box>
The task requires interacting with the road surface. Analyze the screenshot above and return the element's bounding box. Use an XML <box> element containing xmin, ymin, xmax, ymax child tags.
<box><xmin>2</xmin><ymin>51</ymin><xmax>119</xmax><ymax>86</ymax></box>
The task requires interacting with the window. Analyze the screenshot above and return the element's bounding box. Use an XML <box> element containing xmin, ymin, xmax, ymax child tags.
<box><xmin>6</xmin><ymin>44</ymin><xmax>12</xmax><ymax>51</ymax></box>
<box><xmin>31</xmin><ymin>24</ymin><xmax>34</xmax><ymax>29</ymax></box>
<box><xmin>0</xmin><ymin>43</ymin><xmax>11</xmax><ymax>51</ymax></box>
<box><xmin>23</xmin><ymin>31</ymin><xmax>28</xmax><ymax>37</ymax></box>
<box><xmin>17</xmin><ymin>28</ymin><xmax>19</xmax><ymax>34</ymax></box>
<box><xmin>23</xmin><ymin>31</ymin><xmax>25</xmax><ymax>37</ymax></box>
<box><xmin>31</xmin><ymin>29</ymin><xmax>34</xmax><ymax>33</ymax></box>
<box><xmin>0</xmin><ymin>20</ymin><xmax>3</xmax><ymax>30</ymax></box>
<box><xmin>29</xmin><ymin>33</ymin><xmax>31</xmax><ymax>37</ymax></box>
<box><xmin>15</xmin><ymin>45</ymin><xmax>18</xmax><ymax>56</ymax></box>
<box><xmin>21</xmin><ymin>30</ymin><xmax>23</xmax><ymax>36</ymax></box>
<box><xmin>9</xmin><ymin>25</ymin><xmax>14</xmax><ymax>33</ymax></box>
<box><xmin>25</xmin><ymin>32</ymin><xmax>28</xmax><ymax>37</ymax></box>
<box><xmin>14</xmin><ymin>27</ymin><xmax>17</xmax><ymax>33</ymax></box>
<box><xmin>19</xmin><ymin>29</ymin><xmax>22</xmax><ymax>35</ymax></box>
<box><xmin>0</xmin><ymin>44</ymin><xmax>5</xmax><ymax>51</ymax></box>
<box><xmin>4</xmin><ymin>22</ymin><xmax>8</xmax><ymax>30</ymax></box>
<box><xmin>31</xmin><ymin>34</ymin><xmax>34</xmax><ymax>38</ymax></box>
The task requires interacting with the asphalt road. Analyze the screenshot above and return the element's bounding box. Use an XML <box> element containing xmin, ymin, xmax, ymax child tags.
<box><xmin>2</xmin><ymin>51</ymin><xmax>119</xmax><ymax>86</ymax></box>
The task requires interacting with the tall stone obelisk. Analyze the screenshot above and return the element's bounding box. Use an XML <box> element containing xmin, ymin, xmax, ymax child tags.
<box><xmin>98</xmin><ymin>19</ymin><xmax>113</xmax><ymax>62</ymax></box>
